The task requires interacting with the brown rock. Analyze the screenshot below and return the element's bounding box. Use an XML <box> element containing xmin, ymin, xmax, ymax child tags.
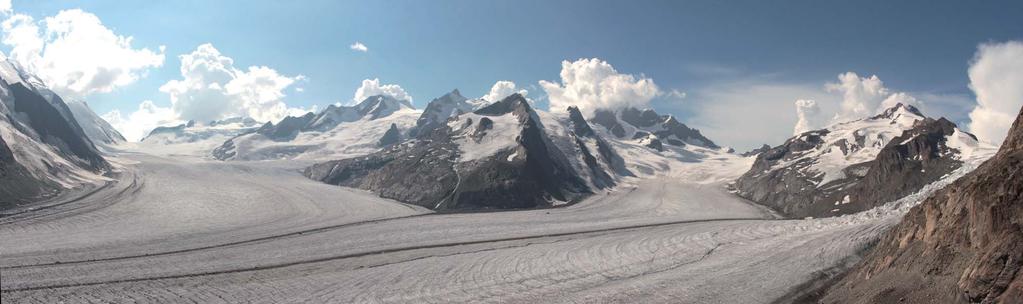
<box><xmin>820</xmin><ymin>106</ymin><xmax>1023</xmax><ymax>304</ymax></box>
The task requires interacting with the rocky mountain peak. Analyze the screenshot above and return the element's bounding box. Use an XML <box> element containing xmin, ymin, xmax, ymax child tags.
<box><xmin>474</xmin><ymin>93</ymin><xmax>532</xmax><ymax>118</ymax></box>
<box><xmin>566</xmin><ymin>106</ymin><xmax>595</xmax><ymax>137</ymax></box>
<box><xmin>872</xmin><ymin>102</ymin><xmax>925</xmax><ymax>120</ymax></box>
<box><xmin>410</xmin><ymin>89</ymin><xmax>474</xmax><ymax>138</ymax></box>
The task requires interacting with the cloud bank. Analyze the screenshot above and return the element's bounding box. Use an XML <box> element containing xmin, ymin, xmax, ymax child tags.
<box><xmin>539</xmin><ymin>58</ymin><xmax>661</xmax><ymax>115</ymax></box>
<box><xmin>0</xmin><ymin>9</ymin><xmax>165</xmax><ymax>97</ymax></box>
<box><xmin>158</xmin><ymin>43</ymin><xmax>306</xmax><ymax>123</ymax></box>
<box><xmin>966</xmin><ymin>40</ymin><xmax>1023</xmax><ymax>145</ymax></box>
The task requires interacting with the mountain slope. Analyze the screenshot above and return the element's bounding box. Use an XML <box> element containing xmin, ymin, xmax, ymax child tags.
<box><xmin>0</xmin><ymin>58</ymin><xmax>110</xmax><ymax>208</ymax></box>
<box><xmin>305</xmin><ymin>94</ymin><xmax>594</xmax><ymax>210</ymax></box>
<box><xmin>819</xmin><ymin>105</ymin><xmax>1023</xmax><ymax>304</ymax></box>
<box><xmin>734</xmin><ymin>103</ymin><xmax>994</xmax><ymax>218</ymax></box>
<box><xmin>66</xmin><ymin>99</ymin><xmax>126</xmax><ymax>146</ymax></box>
<box><xmin>408</xmin><ymin>89</ymin><xmax>475</xmax><ymax>138</ymax></box>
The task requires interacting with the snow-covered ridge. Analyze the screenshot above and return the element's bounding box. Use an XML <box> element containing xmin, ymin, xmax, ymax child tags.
<box><xmin>66</xmin><ymin>100</ymin><xmax>126</xmax><ymax>146</ymax></box>
<box><xmin>210</xmin><ymin>94</ymin><xmax>422</xmax><ymax>161</ymax></box>
<box><xmin>788</xmin><ymin>103</ymin><xmax>928</xmax><ymax>186</ymax></box>
<box><xmin>136</xmin><ymin>118</ymin><xmax>262</xmax><ymax>157</ymax></box>
<box><xmin>216</xmin><ymin>107</ymin><xmax>421</xmax><ymax>161</ymax></box>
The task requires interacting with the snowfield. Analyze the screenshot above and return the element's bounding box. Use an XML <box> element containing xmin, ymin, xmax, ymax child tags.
<box><xmin>0</xmin><ymin>143</ymin><xmax>987</xmax><ymax>303</ymax></box>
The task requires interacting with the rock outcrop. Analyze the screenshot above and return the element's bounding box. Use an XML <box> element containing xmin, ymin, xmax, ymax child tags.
<box><xmin>818</xmin><ymin>105</ymin><xmax>1023</xmax><ymax>304</ymax></box>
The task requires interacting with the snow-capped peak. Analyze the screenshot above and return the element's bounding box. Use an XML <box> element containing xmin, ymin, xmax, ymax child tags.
<box><xmin>873</xmin><ymin>102</ymin><xmax>924</xmax><ymax>120</ymax></box>
<box><xmin>411</xmin><ymin>89</ymin><xmax>476</xmax><ymax>137</ymax></box>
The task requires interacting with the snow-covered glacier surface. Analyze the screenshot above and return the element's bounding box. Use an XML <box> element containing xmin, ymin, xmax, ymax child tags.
<box><xmin>0</xmin><ymin>145</ymin><xmax>980</xmax><ymax>303</ymax></box>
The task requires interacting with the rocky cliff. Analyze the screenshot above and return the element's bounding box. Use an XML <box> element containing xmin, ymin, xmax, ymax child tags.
<box><xmin>819</xmin><ymin>105</ymin><xmax>1023</xmax><ymax>303</ymax></box>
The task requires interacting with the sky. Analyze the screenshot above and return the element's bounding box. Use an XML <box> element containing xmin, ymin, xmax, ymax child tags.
<box><xmin>1</xmin><ymin>0</ymin><xmax>1022</xmax><ymax>149</ymax></box>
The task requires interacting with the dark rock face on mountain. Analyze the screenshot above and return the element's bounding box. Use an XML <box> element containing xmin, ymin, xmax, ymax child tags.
<box><xmin>619</xmin><ymin>107</ymin><xmax>662</xmax><ymax>128</ymax></box>
<box><xmin>591</xmin><ymin>109</ymin><xmax>626</xmax><ymax>138</ymax></box>
<box><xmin>8</xmin><ymin>83</ymin><xmax>106</xmax><ymax>171</ymax></box>
<box><xmin>735</xmin><ymin>104</ymin><xmax>977</xmax><ymax>218</ymax></box>
<box><xmin>67</xmin><ymin>100</ymin><xmax>126</xmax><ymax>145</ymax></box>
<box><xmin>819</xmin><ymin>105</ymin><xmax>1023</xmax><ymax>304</ymax></box>
<box><xmin>409</xmin><ymin>89</ymin><xmax>474</xmax><ymax>138</ymax></box>
<box><xmin>378</xmin><ymin>123</ymin><xmax>401</xmax><ymax>147</ymax></box>
<box><xmin>255</xmin><ymin>113</ymin><xmax>315</xmax><ymax>142</ymax></box>
<box><xmin>1</xmin><ymin>60</ymin><xmax>109</xmax><ymax>208</ymax></box>
<box><xmin>0</xmin><ymin>135</ymin><xmax>44</xmax><ymax>208</ymax></box>
<box><xmin>567</xmin><ymin>106</ymin><xmax>629</xmax><ymax>188</ymax></box>
<box><xmin>741</xmin><ymin>144</ymin><xmax>771</xmax><ymax>157</ymax></box>
<box><xmin>848</xmin><ymin>117</ymin><xmax>964</xmax><ymax>213</ymax></box>
<box><xmin>305</xmin><ymin>94</ymin><xmax>591</xmax><ymax>210</ymax></box>
<box><xmin>590</xmin><ymin>107</ymin><xmax>718</xmax><ymax>149</ymax></box>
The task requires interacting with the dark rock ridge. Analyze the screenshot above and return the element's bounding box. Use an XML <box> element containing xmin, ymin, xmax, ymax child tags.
<box><xmin>818</xmin><ymin>105</ymin><xmax>1023</xmax><ymax>304</ymax></box>
<box><xmin>304</xmin><ymin>93</ymin><xmax>593</xmax><ymax>211</ymax></box>
<box><xmin>567</xmin><ymin>106</ymin><xmax>630</xmax><ymax>189</ymax></box>
<box><xmin>0</xmin><ymin>134</ymin><xmax>44</xmax><ymax>208</ymax></box>
<box><xmin>378</xmin><ymin>123</ymin><xmax>401</xmax><ymax>147</ymax></box>
<box><xmin>409</xmin><ymin>89</ymin><xmax>474</xmax><ymax>138</ymax></box>
<box><xmin>741</xmin><ymin>144</ymin><xmax>771</xmax><ymax>157</ymax></box>
<box><xmin>254</xmin><ymin>113</ymin><xmax>315</xmax><ymax>142</ymax></box>
<box><xmin>8</xmin><ymin>83</ymin><xmax>106</xmax><ymax>170</ymax></box>
<box><xmin>591</xmin><ymin>107</ymin><xmax>719</xmax><ymax>149</ymax></box>
<box><xmin>734</xmin><ymin>103</ymin><xmax>976</xmax><ymax>218</ymax></box>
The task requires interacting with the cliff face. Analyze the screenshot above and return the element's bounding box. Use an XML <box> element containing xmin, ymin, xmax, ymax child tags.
<box><xmin>820</xmin><ymin>106</ymin><xmax>1023</xmax><ymax>304</ymax></box>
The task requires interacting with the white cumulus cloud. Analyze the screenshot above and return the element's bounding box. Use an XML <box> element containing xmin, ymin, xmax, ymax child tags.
<box><xmin>825</xmin><ymin>72</ymin><xmax>921</xmax><ymax>123</ymax></box>
<box><xmin>352</xmin><ymin>78</ymin><xmax>412</xmax><ymax>104</ymax></box>
<box><xmin>966</xmin><ymin>40</ymin><xmax>1023</xmax><ymax>145</ymax></box>
<box><xmin>793</xmin><ymin>99</ymin><xmax>820</xmax><ymax>135</ymax></box>
<box><xmin>0</xmin><ymin>0</ymin><xmax>11</xmax><ymax>14</ymax></box>
<box><xmin>539</xmin><ymin>58</ymin><xmax>661</xmax><ymax>115</ymax></box>
<box><xmin>108</xmin><ymin>43</ymin><xmax>309</xmax><ymax>141</ymax></box>
<box><xmin>0</xmin><ymin>9</ymin><xmax>165</xmax><ymax>97</ymax></box>
<box><xmin>481</xmin><ymin>80</ymin><xmax>527</xmax><ymax>102</ymax></box>
<box><xmin>158</xmin><ymin>43</ymin><xmax>307</xmax><ymax>123</ymax></box>
<box><xmin>350</xmin><ymin>41</ymin><xmax>368</xmax><ymax>52</ymax></box>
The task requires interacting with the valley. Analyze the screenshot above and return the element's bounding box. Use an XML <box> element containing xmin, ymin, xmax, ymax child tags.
<box><xmin>0</xmin><ymin>145</ymin><xmax>955</xmax><ymax>303</ymax></box>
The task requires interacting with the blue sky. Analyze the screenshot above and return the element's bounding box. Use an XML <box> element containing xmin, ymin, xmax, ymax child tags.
<box><xmin>3</xmin><ymin>0</ymin><xmax>1022</xmax><ymax>148</ymax></box>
